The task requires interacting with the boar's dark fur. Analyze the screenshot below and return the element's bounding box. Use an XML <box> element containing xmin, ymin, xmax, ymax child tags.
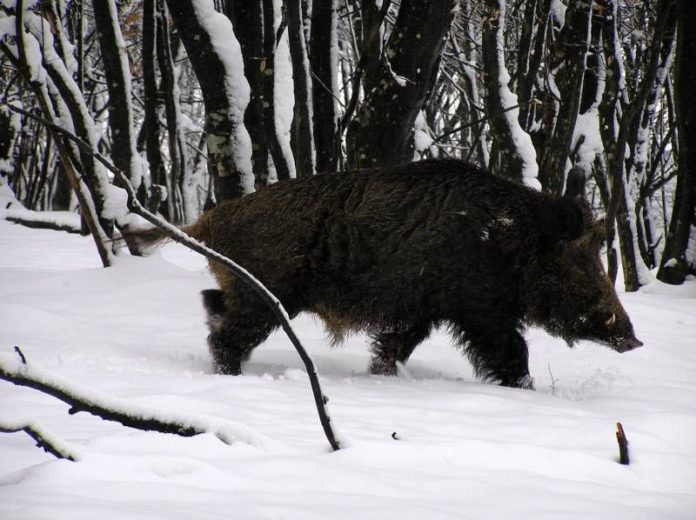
<box><xmin>161</xmin><ymin>159</ymin><xmax>642</xmax><ymax>388</ymax></box>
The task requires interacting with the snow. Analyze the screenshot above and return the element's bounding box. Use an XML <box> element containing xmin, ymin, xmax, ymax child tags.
<box><xmin>1</xmin><ymin>219</ymin><xmax>695</xmax><ymax>519</ymax></box>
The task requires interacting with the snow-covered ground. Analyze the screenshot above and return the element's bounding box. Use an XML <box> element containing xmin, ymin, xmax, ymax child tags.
<box><xmin>1</xmin><ymin>218</ymin><xmax>695</xmax><ymax>519</ymax></box>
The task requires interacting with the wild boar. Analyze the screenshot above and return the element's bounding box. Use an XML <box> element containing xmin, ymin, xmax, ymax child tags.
<box><xmin>171</xmin><ymin>159</ymin><xmax>642</xmax><ymax>388</ymax></box>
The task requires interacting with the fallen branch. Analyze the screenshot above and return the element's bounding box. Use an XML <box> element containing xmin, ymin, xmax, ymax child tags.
<box><xmin>0</xmin><ymin>348</ymin><xmax>269</xmax><ymax>448</ymax></box>
<box><xmin>5</xmin><ymin>215</ymin><xmax>82</xmax><ymax>234</ymax></box>
<box><xmin>616</xmin><ymin>422</ymin><xmax>630</xmax><ymax>465</ymax></box>
<box><xmin>0</xmin><ymin>418</ymin><xmax>79</xmax><ymax>461</ymax></box>
<box><xmin>3</xmin><ymin>102</ymin><xmax>342</xmax><ymax>452</ymax></box>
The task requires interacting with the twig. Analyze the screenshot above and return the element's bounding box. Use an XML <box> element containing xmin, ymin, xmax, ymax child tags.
<box><xmin>547</xmin><ymin>362</ymin><xmax>559</xmax><ymax>395</ymax></box>
<box><xmin>431</xmin><ymin>99</ymin><xmax>539</xmax><ymax>144</ymax></box>
<box><xmin>616</xmin><ymin>422</ymin><xmax>630</xmax><ymax>465</ymax></box>
<box><xmin>1</xmin><ymin>103</ymin><xmax>343</xmax><ymax>451</ymax></box>
<box><xmin>0</xmin><ymin>419</ymin><xmax>78</xmax><ymax>461</ymax></box>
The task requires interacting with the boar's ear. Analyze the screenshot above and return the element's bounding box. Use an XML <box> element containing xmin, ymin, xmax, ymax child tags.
<box><xmin>539</xmin><ymin>198</ymin><xmax>586</xmax><ymax>248</ymax></box>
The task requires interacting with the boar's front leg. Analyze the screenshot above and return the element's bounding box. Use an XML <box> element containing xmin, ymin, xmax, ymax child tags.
<box><xmin>454</xmin><ymin>321</ymin><xmax>534</xmax><ymax>389</ymax></box>
<box><xmin>202</xmin><ymin>289</ymin><xmax>279</xmax><ymax>375</ymax></box>
<box><xmin>369</xmin><ymin>324</ymin><xmax>430</xmax><ymax>376</ymax></box>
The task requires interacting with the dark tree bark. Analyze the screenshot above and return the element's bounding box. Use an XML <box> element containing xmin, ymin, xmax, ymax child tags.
<box><xmin>309</xmin><ymin>0</ymin><xmax>338</xmax><ymax>172</ymax></box>
<box><xmin>167</xmin><ymin>0</ymin><xmax>254</xmax><ymax>201</ymax></box>
<box><xmin>92</xmin><ymin>0</ymin><xmax>145</xmax><ymax>201</ymax></box>
<box><xmin>142</xmin><ymin>0</ymin><xmax>168</xmax><ymax>216</ymax></box>
<box><xmin>286</xmin><ymin>0</ymin><xmax>314</xmax><ymax>177</ymax></box>
<box><xmin>538</xmin><ymin>0</ymin><xmax>592</xmax><ymax>194</ymax></box>
<box><xmin>156</xmin><ymin>0</ymin><xmax>187</xmax><ymax>223</ymax></box>
<box><xmin>345</xmin><ymin>0</ymin><xmax>455</xmax><ymax>170</ymax></box>
<box><xmin>358</xmin><ymin>0</ymin><xmax>390</xmax><ymax>96</ymax></box>
<box><xmin>658</xmin><ymin>0</ymin><xmax>696</xmax><ymax>284</ymax></box>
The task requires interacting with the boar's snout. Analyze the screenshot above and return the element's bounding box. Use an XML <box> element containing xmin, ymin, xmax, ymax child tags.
<box><xmin>614</xmin><ymin>335</ymin><xmax>643</xmax><ymax>353</ymax></box>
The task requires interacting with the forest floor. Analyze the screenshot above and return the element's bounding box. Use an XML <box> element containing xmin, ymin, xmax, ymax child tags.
<box><xmin>1</xmin><ymin>216</ymin><xmax>695</xmax><ymax>519</ymax></box>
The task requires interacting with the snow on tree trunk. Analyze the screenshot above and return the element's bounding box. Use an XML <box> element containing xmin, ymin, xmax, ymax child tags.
<box><xmin>260</xmin><ymin>0</ymin><xmax>294</xmax><ymax>181</ymax></box>
<box><xmin>167</xmin><ymin>0</ymin><xmax>254</xmax><ymax>201</ymax></box>
<box><xmin>538</xmin><ymin>0</ymin><xmax>592</xmax><ymax>195</ymax></box>
<box><xmin>481</xmin><ymin>0</ymin><xmax>540</xmax><ymax>190</ymax></box>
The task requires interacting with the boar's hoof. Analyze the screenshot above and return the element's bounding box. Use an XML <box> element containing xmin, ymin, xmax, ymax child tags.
<box><xmin>369</xmin><ymin>358</ymin><xmax>398</xmax><ymax>376</ymax></box>
<box><xmin>501</xmin><ymin>375</ymin><xmax>535</xmax><ymax>390</ymax></box>
<box><xmin>214</xmin><ymin>361</ymin><xmax>242</xmax><ymax>376</ymax></box>
<box><xmin>615</xmin><ymin>336</ymin><xmax>644</xmax><ymax>353</ymax></box>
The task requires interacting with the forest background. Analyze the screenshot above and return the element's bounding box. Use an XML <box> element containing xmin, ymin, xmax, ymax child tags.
<box><xmin>0</xmin><ymin>0</ymin><xmax>694</xmax><ymax>290</ymax></box>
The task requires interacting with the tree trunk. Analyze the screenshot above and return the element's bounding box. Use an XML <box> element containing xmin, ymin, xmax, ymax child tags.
<box><xmin>141</xmin><ymin>0</ymin><xmax>168</xmax><ymax>217</ymax></box>
<box><xmin>92</xmin><ymin>0</ymin><xmax>145</xmax><ymax>202</ymax></box>
<box><xmin>538</xmin><ymin>0</ymin><xmax>592</xmax><ymax>195</ymax></box>
<box><xmin>345</xmin><ymin>0</ymin><xmax>455</xmax><ymax>170</ymax></box>
<box><xmin>261</xmin><ymin>0</ymin><xmax>292</xmax><ymax>181</ymax></box>
<box><xmin>226</xmin><ymin>0</ymin><xmax>270</xmax><ymax>186</ymax></box>
<box><xmin>156</xmin><ymin>0</ymin><xmax>188</xmax><ymax>223</ymax></box>
<box><xmin>286</xmin><ymin>0</ymin><xmax>314</xmax><ymax>177</ymax></box>
<box><xmin>658</xmin><ymin>0</ymin><xmax>696</xmax><ymax>284</ymax></box>
<box><xmin>167</xmin><ymin>0</ymin><xmax>254</xmax><ymax>201</ymax></box>
<box><xmin>481</xmin><ymin>0</ymin><xmax>539</xmax><ymax>188</ymax></box>
<box><xmin>309</xmin><ymin>0</ymin><xmax>338</xmax><ymax>172</ymax></box>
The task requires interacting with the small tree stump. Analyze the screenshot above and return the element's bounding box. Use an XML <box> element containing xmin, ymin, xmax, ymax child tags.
<box><xmin>616</xmin><ymin>422</ymin><xmax>630</xmax><ymax>465</ymax></box>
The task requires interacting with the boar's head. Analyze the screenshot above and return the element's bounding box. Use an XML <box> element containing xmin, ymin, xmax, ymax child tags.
<box><xmin>523</xmin><ymin>207</ymin><xmax>642</xmax><ymax>353</ymax></box>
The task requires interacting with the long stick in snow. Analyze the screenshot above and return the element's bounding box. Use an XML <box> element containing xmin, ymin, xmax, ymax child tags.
<box><xmin>1</xmin><ymin>103</ymin><xmax>342</xmax><ymax>451</ymax></box>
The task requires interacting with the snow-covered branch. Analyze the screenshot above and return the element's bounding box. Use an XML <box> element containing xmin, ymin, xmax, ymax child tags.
<box><xmin>0</xmin><ymin>417</ymin><xmax>79</xmax><ymax>461</ymax></box>
<box><xmin>0</xmin><ymin>348</ymin><xmax>266</xmax><ymax>448</ymax></box>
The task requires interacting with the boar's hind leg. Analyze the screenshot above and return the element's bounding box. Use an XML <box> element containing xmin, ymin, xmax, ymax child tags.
<box><xmin>369</xmin><ymin>324</ymin><xmax>430</xmax><ymax>376</ymax></box>
<box><xmin>456</xmin><ymin>324</ymin><xmax>533</xmax><ymax>389</ymax></box>
<box><xmin>202</xmin><ymin>289</ymin><xmax>279</xmax><ymax>375</ymax></box>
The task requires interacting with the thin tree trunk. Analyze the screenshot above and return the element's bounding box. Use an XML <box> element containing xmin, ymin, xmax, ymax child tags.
<box><xmin>142</xmin><ymin>0</ymin><xmax>168</xmax><ymax>217</ymax></box>
<box><xmin>538</xmin><ymin>0</ymin><xmax>592</xmax><ymax>194</ymax></box>
<box><xmin>309</xmin><ymin>0</ymin><xmax>338</xmax><ymax>172</ymax></box>
<box><xmin>92</xmin><ymin>0</ymin><xmax>145</xmax><ymax>202</ymax></box>
<box><xmin>286</xmin><ymin>0</ymin><xmax>315</xmax><ymax>177</ymax></box>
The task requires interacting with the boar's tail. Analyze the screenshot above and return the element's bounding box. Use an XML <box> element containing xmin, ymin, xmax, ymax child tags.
<box><xmin>118</xmin><ymin>212</ymin><xmax>213</xmax><ymax>252</ymax></box>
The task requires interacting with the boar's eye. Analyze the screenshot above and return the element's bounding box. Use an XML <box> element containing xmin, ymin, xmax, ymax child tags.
<box><xmin>604</xmin><ymin>313</ymin><xmax>616</xmax><ymax>327</ymax></box>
